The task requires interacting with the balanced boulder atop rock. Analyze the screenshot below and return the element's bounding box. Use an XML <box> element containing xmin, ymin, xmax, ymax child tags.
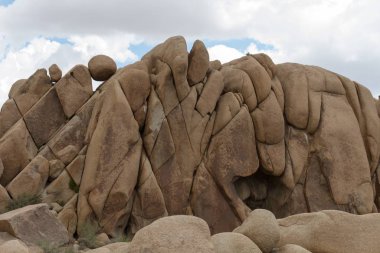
<box><xmin>48</xmin><ymin>64</ymin><xmax>62</xmax><ymax>82</ymax></box>
<box><xmin>88</xmin><ymin>54</ymin><xmax>117</xmax><ymax>81</ymax></box>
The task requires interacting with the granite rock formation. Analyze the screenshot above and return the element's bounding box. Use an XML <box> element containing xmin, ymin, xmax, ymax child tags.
<box><xmin>0</xmin><ymin>36</ymin><xmax>379</xmax><ymax>240</ymax></box>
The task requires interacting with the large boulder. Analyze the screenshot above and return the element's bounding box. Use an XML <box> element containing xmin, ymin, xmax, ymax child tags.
<box><xmin>128</xmin><ymin>215</ymin><xmax>215</xmax><ymax>253</ymax></box>
<box><xmin>77</xmin><ymin>81</ymin><xmax>141</xmax><ymax>237</ymax></box>
<box><xmin>233</xmin><ymin>209</ymin><xmax>280</xmax><ymax>253</ymax></box>
<box><xmin>211</xmin><ymin>232</ymin><xmax>262</xmax><ymax>253</ymax></box>
<box><xmin>278</xmin><ymin>210</ymin><xmax>380</xmax><ymax>253</ymax></box>
<box><xmin>0</xmin><ymin>204</ymin><xmax>69</xmax><ymax>246</ymax></box>
<box><xmin>187</xmin><ymin>40</ymin><xmax>209</xmax><ymax>85</ymax></box>
<box><xmin>88</xmin><ymin>55</ymin><xmax>117</xmax><ymax>81</ymax></box>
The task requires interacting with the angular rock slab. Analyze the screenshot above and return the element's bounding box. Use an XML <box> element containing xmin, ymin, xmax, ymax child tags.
<box><xmin>313</xmin><ymin>94</ymin><xmax>373</xmax><ymax>213</ymax></box>
<box><xmin>13</xmin><ymin>69</ymin><xmax>52</xmax><ymax>115</ymax></box>
<box><xmin>55</xmin><ymin>65</ymin><xmax>93</xmax><ymax>118</ymax></box>
<box><xmin>78</xmin><ymin>81</ymin><xmax>141</xmax><ymax>237</ymax></box>
<box><xmin>0</xmin><ymin>120</ymin><xmax>38</xmax><ymax>186</ymax></box>
<box><xmin>6</xmin><ymin>155</ymin><xmax>49</xmax><ymax>199</ymax></box>
<box><xmin>24</xmin><ymin>88</ymin><xmax>66</xmax><ymax>147</ymax></box>
<box><xmin>0</xmin><ymin>204</ymin><xmax>69</xmax><ymax>246</ymax></box>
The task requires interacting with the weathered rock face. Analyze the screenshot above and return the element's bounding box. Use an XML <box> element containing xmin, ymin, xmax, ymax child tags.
<box><xmin>277</xmin><ymin>210</ymin><xmax>380</xmax><ymax>253</ymax></box>
<box><xmin>0</xmin><ymin>36</ymin><xmax>380</xmax><ymax>239</ymax></box>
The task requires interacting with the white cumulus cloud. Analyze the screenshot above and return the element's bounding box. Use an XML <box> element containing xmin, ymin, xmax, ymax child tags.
<box><xmin>207</xmin><ymin>45</ymin><xmax>244</xmax><ymax>63</ymax></box>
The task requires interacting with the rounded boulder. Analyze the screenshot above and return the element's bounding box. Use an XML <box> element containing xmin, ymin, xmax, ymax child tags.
<box><xmin>128</xmin><ymin>215</ymin><xmax>215</xmax><ymax>253</ymax></box>
<box><xmin>233</xmin><ymin>209</ymin><xmax>280</xmax><ymax>253</ymax></box>
<box><xmin>88</xmin><ymin>55</ymin><xmax>117</xmax><ymax>81</ymax></box>
<box><xmin>211</xmin><ymin>232</ymin><xmax>262</xmax><ymax>253</ymax></box>
<box><xmin>48</xmin><ymin>64</ymin><xmax>62</xmax><ymax>82</ymax></box>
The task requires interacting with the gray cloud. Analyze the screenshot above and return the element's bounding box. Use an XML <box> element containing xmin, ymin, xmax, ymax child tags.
<box><xmin>0</xmin><ymin>0</ymin><xmax>379</xmax><ymax>100</ymax></box>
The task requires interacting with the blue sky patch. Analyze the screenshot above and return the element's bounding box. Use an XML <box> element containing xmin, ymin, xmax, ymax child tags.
<box><xmin>47</xmin><ymin>37</ymin><xmax>72</xmax><ymax>45</ymax></box>
<box><xmin>129</xmin><ymin>42</ymin><xmax>154</xmax><ymax>60</ymax></box>
<box><xmin>0</xmin><ymin>0</ymin><xmax>14</xmax><ymax>7</ymax></box>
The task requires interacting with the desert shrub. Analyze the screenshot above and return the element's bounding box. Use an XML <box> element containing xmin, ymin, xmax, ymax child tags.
<box><xmin>78</xmin><ymin>222</ymin><xmax>98</xmax><ymax>249</ymax></box>
<box><xmin>6</xmin><ymin>194</ymin><xmax>42</xmax><ymax>212</ymax></box>
<box><xmin>68</xmin><ymin>178</ymin><xmax>79</xmax><ymax>193</ymax></box>
<box><xmin>37</xmin><ymin>241</ymin><xmax>74</xmax><ymax>253</ymax></box>
<box><xmin>111</xmin><ymin>233</ymin><xmax>132</xmax><ymax>243</ymax></box>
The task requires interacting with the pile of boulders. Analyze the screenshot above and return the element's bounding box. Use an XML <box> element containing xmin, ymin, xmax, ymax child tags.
<box><xmin>86</xmin><ymin>208</ymin><xmax>380</xmax><ymax>253</ymax></box>
<box><xmin>1</xmin><ymin>204</ymin><xmax>380</xmax><ymax>252</ymax></box>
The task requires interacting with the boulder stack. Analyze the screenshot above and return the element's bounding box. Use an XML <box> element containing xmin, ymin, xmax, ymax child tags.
<box><xmin>0</xmin><ymin>36</ymin><xmax>379</xmax><ymax>244</ymax></box>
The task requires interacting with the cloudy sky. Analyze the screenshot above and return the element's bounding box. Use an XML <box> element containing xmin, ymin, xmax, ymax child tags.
<box><xmin>0</xmin><ymin>0</ymin><xmax>379</xmax><ymax>104</ymax></box>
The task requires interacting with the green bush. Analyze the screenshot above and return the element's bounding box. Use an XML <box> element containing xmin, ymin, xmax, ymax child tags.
<box><xmin>37</xmin><ymin>241</ymin><xmax>75</xmax><ymax>253</ymax></box>
<box><xmin>78</xmin><ymin>222</ymin><xmax>98</xmax><ymax>249</ymax></box>
<box><xmin>6</xmin><ymin>194</ymin><xmax>42</xmax><ymax>212</ymax></box>
<box><xmin>68</xmin><ymin>178</ymin><xmax>79</xmax><ymax>193</ymax></box>
<box><xmin>111</xmin><ymin>233</ymin><xmax>132</xmax><ymax>243</ymax></box>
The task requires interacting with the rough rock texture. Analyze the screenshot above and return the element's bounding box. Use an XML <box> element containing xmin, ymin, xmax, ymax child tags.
<box><xmin>0</xmin><ymin>204</ymin><xmax>69</xmax><ymax>246</ymax></box>
<box><xmin>211</xmin><ymin>232</ymin><xmax>262</xmax><ymax>253</ymax></box>
<box><xmin>0</xmin><ymin>36</ymin><xmax>380</xmax><ymax>240</ymax></box>
<box><xmin>278</xmin><ymin>210</ymin><xmax>380</xmax><ymax>253</ymax></box>
<box><xmin>128</xmin><ymin>215</ymin><xmax>215</xmax><ymax>253</ymax></box>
